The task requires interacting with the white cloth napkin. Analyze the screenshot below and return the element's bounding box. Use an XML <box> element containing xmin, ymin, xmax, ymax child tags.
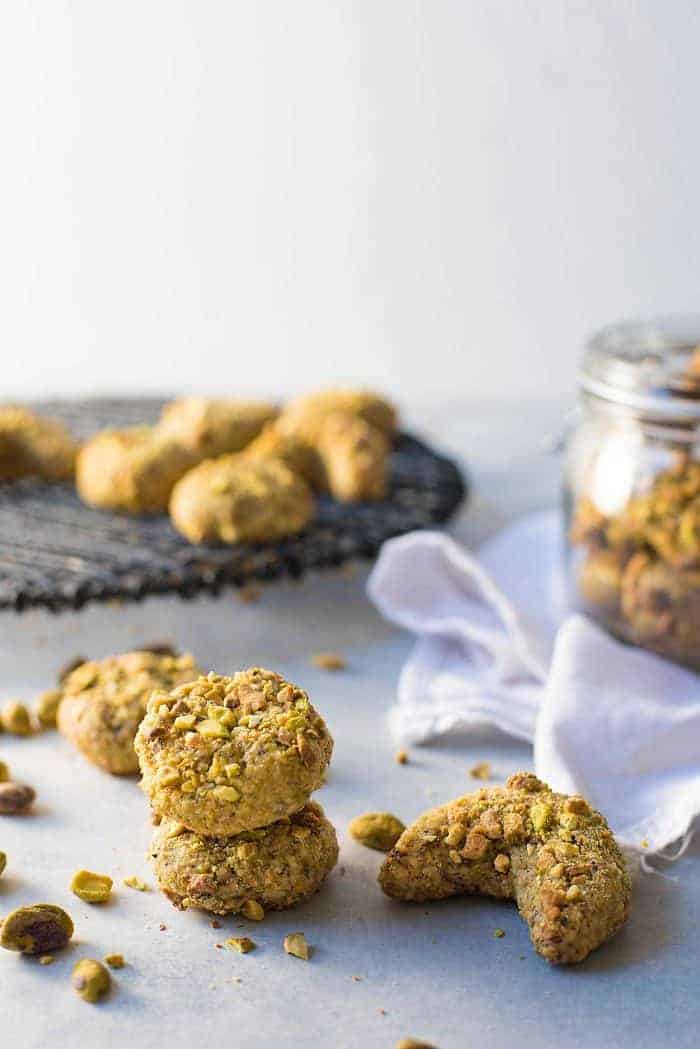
<box><xmin>367</xmin><ymin>511</ymin><xmax>700</xmax><ymax>854</ymax></box>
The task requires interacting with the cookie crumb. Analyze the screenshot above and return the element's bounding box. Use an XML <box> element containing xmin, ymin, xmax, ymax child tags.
<box><xmin>39</xmin><ymin>955</ymin><xmax>55</xmax><ymax>966</ymax></box>
<box><xmin>283</xmin><ymin>932</ymin><xmax>310</xmax><ymax>960</ymax></box>
<box><xmin>237</xmin><ymin>585</ymin><xmax>262</xmax><ymax>605</ymax></box>
<box><xmin>311</xmin><ymin>652</ymin><xmax>346</xmax><ymax>671</ymax></box>
<box><xmin>241</xmin><ymin>900</ymin><xmax>264</xmax><ymax>922</ymax></box>
<box><xmin>469</xmin><ymin>761</ymin><xmax>491</xmax><ymax>780</ymax></box>
<box><xmin>225</xmin><ymin>936</ymin><xmax>256</xmax><ymax>954</ymax></box>
<box><xmin>395</xmin><ymin>749</ymin><xmax>409</xmax><ymax>765</ymax></box>
<box><xmin>211</xmin><ymin>919</ymin><xmax>222</xmax><ymax>929</ymax></box>
<box><xmin>104</xmin><ymin>954</ymin><xmax>125</xmax><ymax>969</ymax></box>
<box><xmin>494</xmin><ymin>928</ymin><xmax>505</xmax><ymax>939</ymax></box>
<box><xmin>352</xmin><ymin>975</ymin><xmax>363</xmax><ymax>982</ymax></box>
<box><xmin>123</xmin><ymin>876</ymin><xmax>149</xmax><ymax>892</ymax></box>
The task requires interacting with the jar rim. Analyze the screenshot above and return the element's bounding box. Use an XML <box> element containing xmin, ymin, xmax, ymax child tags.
<box><xmin>581</xmin><ymin>315</ymin><xmax>700</xmax><ymax>420</ymax></box>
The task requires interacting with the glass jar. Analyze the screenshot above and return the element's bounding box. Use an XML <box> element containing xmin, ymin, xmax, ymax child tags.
<box><xmin>564</xmin><ymin>316</ymin><xmax>700</xmax><ymax>670</ymax></box>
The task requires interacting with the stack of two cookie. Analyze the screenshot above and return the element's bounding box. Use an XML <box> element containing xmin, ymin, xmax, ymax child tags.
<box><xmin>134</xmin><ymin>667</ymin><xmax>338</xmax><ymax>917</ymax></box>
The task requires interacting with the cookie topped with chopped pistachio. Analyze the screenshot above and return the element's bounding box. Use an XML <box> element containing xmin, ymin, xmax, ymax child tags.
<box><xmin>168</xmin><ymin>456</ymin><xmax>315</xmax><ymax>545</ymax></box>
<box><xmin>76</xmin><ymin>426</ymin><xmax>197</xmax><ymax>514</ymax></box>
<box><xmin>277</xmin><ymin>388</ymin><xmax>397</xmax><ymax>445</ymax></box>
<box><xmin>156</xmin><ymin>397</ymin><xmax>278</xmax><ymax>460</ymax></box>
<box><xmin>0</xmin><ymin>406</ymin><xmax>78</xmax><ymax>483</ymax></box>
<box><xmin>57</xmin><ymin>650</ymin><xmax>201</xmax><ymax>775</ymax></box>
<box><xmin>379</xmin><ymin>773</ymin><xmax>631</xmax><ymax>965</ymax></box>
<box><xmin>151</xmin><ymin>802</ymin><xmax>338</xmax><ymax>916</ymax></box>
<box><xmin>135</xmin><ymin>668</ymin><xmax>333</xmax><ymax>837</ymax></box>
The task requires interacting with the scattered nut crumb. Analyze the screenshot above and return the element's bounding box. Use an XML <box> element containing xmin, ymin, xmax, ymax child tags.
<box><xmin>378</xmin><ymin>1008</ymin><xmax>388</xmax><ymax>1016</ymax></box>
<box><xmin>640</xmin><ymin>838</ymin><xmax>649</xmax><ymax>849</ymax></box>
<box><xmin>72</xmin><ymin>958</ymin><xmax>111</xmax><ymax>1003</ymax></box>
<box><xmin>494</xmin><ymin>928</ymin><xmax>505</xmax><ymax>939</ymax></box>
<box><xmin>1</xmin><ymin>702</ymin><xmax>32</xmax><ymax>737</ymax></box>
<box><xmin>224</xmin><ymin>937</ymin><xmax>256</xmax><ymax>954</ymax></box>
<box><xmin>395</xmin><ymin>1040</ymin><xmax>439</xmax><ymax>1049</ymax></box>
<box><xmin>123</xmin><ymin>876</ymin><xmax>149</xmax><ymax>892</ymax></box>
<box><xmin>349</xmin><ymin>812</ymin><xmax>405</xmax><ymax>852</ymax></box>
<box><xmin>0</xmin><ymin>782</ymin><xmax>36</xmax><ymax>815</ymax></box>
<box><xmin>311</xmin><ymin>652</ymin><xmax>347</xmax><ymax>671</ymax></box>
<box><xmin>0</xmin><ymin>761</ymin><xmax>9</xmax><ymax>783</ymax></box>
<box><xmin>232</xmin><ymin>976</ymin><xmax>242</xmax><ymax>984</ymax></box>
<box><xmin>395</xmin><ymin>750</ymin><xmax>409</xmax><ymax>765</ymax></box>
<box><xmin>352</xmin><ymin>975</ymin><xmax>363</xmax><ymax>982</ymax></box>
<box><xmin>159</xmin><ymin>924</ymin><xmax>167</xmax><ymax>932</ymax></box>
<box><xmin>241</xmin><ymin>900</ymin><xmax>264</xmax><ymax>921</ymax></box>
<box><xmin>71</xmin><ymin>870</ymin><xmax>113</xmax><ymax>904</ymax></box>
<box><xmin>283</xmin><ymin>932</ymin><xmax>310</xmax><ymax>960</ymax></box>
<box><xmin>39</xmin><ymin>955</ymin><xmax>55</xmax><ymax>966</ymax></box>
<box><xmin>104</xmin><ymin>954</ymin><xmax>125</xmax><ymax>969</ymax></box>
<box><xmin>469</xmin><ymin>761</ymin><xmax>491</xmax><ymax>780</ymax></box>
<box><xmin>237</xmin><ymin>585</ymin><xmax>262</xmax><ymax>604</ymax></box>
<box><xmin>211</xmin><ymin>920</ymin><xmax>222</xmax><ymax>929</ymax></box>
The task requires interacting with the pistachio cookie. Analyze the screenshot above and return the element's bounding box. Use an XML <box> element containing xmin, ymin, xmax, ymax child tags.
<box><xmin>277</xmin><ymin>388</ymin><xmax>397</xmax><ymax>445</ymax></box>
<box><xmin>151</xmin><ymin>803</ymin><xmax>338</xmax><ymax>915</ymax></box>
<box><xmin>76</xmin><ymin>427</ymin><xmax>196</xmax><ymax>513</ymax></box>
<box><xmin>57</xmin><ymin>651</ymin><xmax>201</xmax><ymax>775</ymax></box>
<box><xmin>379</xmin><ymin>773</ymin><xmax>631</xmax><ymax>965</ymax></box>
<box><xmin>157</xmin><ymin>397</ymin><xmax>278</xmax><ymax>460</ymax></box>
<box><xmin>135</xmin><ymin>668</ymin><xmax>333</xmax><ymax>837</ymax></box>
<box><xmin>169</xmin><ymin>456</ymin><xmax>315</xmax><ymax>545</ymax></box>
<box><xmin>243</xmin><ymin>422</ymin><xmax>324</xmax><ymax>488</ymax></box>
<box><xmin>317</xmin><ymin>412</ymin><xmax>389</xmax><ymax>502</ymax></box>
<box><xmin>0</xmin><ymin>406</ymin><xmax>78</xmax><ymax>482</ymax></box>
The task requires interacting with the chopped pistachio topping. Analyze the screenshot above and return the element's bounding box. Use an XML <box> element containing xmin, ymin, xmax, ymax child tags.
<box><xmin>283</xmin><ymin>932</ymin><xmax>310</xmax><ymax>960</ymax></box>
<box><xmin>530</xmin><ymin>802</ymin><xmax>552</xmax><ymax>834</ymax></box>
<box><xmin>104</xmin><ymin>953</ymin><xmax>125</xmax><ymax>969</ymax></box>
<box><xmin>173</xmin><ymin>714</ymin><xmax>196</xmax><ymax>731</ymax></box>
<box><xmin>71</xmin><ymin>870</ymin><xmax>113</xmax><ymax>904</ymax></box>
<box><xmin>123</xmin><ymin>876</ymin><xmax>149</xmax><ymax>892</ymax></box>
<box><xmin>72</xmin><ymin>958</ymin><xmax>111</xmax><ymax>1003</ymax></box>
<box><xmin>241</xmin><ymin>900</ymin><xmax>264</xmax><ymax>921</ymax></box>
<box><xmin>494</xmin><ymin>928</ymin><xmax>506</xmax><ymax>939</ymax></box>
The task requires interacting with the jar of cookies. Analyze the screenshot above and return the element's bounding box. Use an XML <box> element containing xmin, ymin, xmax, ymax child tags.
<box><xmin>565</xmin><ymin>316</ymin><xmax>700</xmax><ymax>669</ymax></box>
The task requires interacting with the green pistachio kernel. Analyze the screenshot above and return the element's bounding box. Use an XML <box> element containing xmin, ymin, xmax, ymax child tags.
<box><xmin>0</xmin><ymin>904</ymin><xmax>74</xmax><ymax>955</ymax></box>
<box><xmin>72</xmin><ymin>958</ymin><xmax>111</xmax><ymax>1002</ymax></box>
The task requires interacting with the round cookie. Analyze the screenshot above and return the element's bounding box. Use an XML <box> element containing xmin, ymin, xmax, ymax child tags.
<box><xmin>379</xmin><ymin>773</ymin><xmax>631</xmax><ymax>965</ymax></box>
<box><xmin>243</xmin><ymin>422</ymin><xmax>324</xmax><ymax>488</ymax></box>
<box><xmin>57</xmin><ymin>650</ymin><xmax>201</xmax><ymax>775</ymax></box>
<box><xmin>277</xmin><ymin>388</ymin><xmax>397</xmax><ymax>445</ymax></box>
<box><xmin>156</xmin><ymin>397</ymin><xmax>278</xmax><ymax>459</ymax></box>
<box><xmin>134</xmin><ymin>668</ymin><xmax>333</xmax><ymax>837</ymax></box>
<box><xmin>317</xmin><ymin>412</ymin><xmax>389</xmax><ymax>502</ymax></box>
<box><xmin>76</xmin><ymin>426</ymin><xmax>196</xmax><ymax>513</ymax></box>
<box><xmin>169</xmin><ymin>456</ymin><xmax>315</xmax><ymax>545</ymax></box>
<box><xmin>0</xmin><ymin>406</ymin><xmax>78</xmax><ymax>482</ymax></box>
<box><xmin>151</xmin><ymin>803</ymin><xmax>338</xmax><ymax>915</ymax></box>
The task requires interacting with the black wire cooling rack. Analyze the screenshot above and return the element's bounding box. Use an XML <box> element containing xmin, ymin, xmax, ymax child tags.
<box><xmin>0</xmin><ymin>398</ymin><xmax>467</xmax><ymax>612</ymax></box>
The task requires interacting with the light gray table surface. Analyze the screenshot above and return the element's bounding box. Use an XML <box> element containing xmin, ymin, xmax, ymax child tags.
<box><xmin>1</xmin><ymin>398</ymin><xmax>697</xmax><ymax>1049</ymax></box>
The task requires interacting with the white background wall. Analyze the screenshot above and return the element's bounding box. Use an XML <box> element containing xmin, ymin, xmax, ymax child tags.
<box><xmin>1</xmin><ymin>1</ymin><xmax>699</xmax><ymax>404</ymax></box>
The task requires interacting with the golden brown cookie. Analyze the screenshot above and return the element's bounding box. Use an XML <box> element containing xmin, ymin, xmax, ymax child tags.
<box><xmin>135</xmin><ymin>668</ymin><xmax>333</xmax><ymax>837</ymax></box>
<box><xmin>157</xmin><ymin>398</ymin><xmax>278</xmax><ymax>460</ymax></box>
<box><xmin>169</xmin><ymin>456</ymin><xmax>315</xmax><ymax>544</ymax></box>
<box><xmin>277</xmin><ymin>387</ymin><xmax>397</xmax><ymax>445</ymax></box>
<box><xmin>0</xmin><ymin>406</ymin><xmax>78</xmax><ymax>482</ymax></box>
<box><xmin>379</xmin><ymin>773</ymin><xmax>631</xmax><ymax>965</ymax></box>
<box><xmin>243</xmin><ymin>422</ymin><xmax>324</xmax><ymax>488</ymax></box>
<box><xmin>151</xmin><ymin>803</ymin><xmax>338</xmax><ymax>916</ymax></box>
<box><xmin>57</xmin><ymin>651</ymin><xmax>201</xmax><ymax>775</ymax></box>
<box><xmin>76</xmin><ymin>427</ymin><xmax>196</xmax><ymax>514</ymax></box>
<box><xmin>317</xmin><ymin>412</ymin><xmax>389</xmax><ymax>502</ymax></box>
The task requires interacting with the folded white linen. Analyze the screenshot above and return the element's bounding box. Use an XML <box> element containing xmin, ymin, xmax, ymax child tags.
<box><xmin>368</xmin><ymin>512</ymin><xmax>700</xmax><ymax>853</ymax></box>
